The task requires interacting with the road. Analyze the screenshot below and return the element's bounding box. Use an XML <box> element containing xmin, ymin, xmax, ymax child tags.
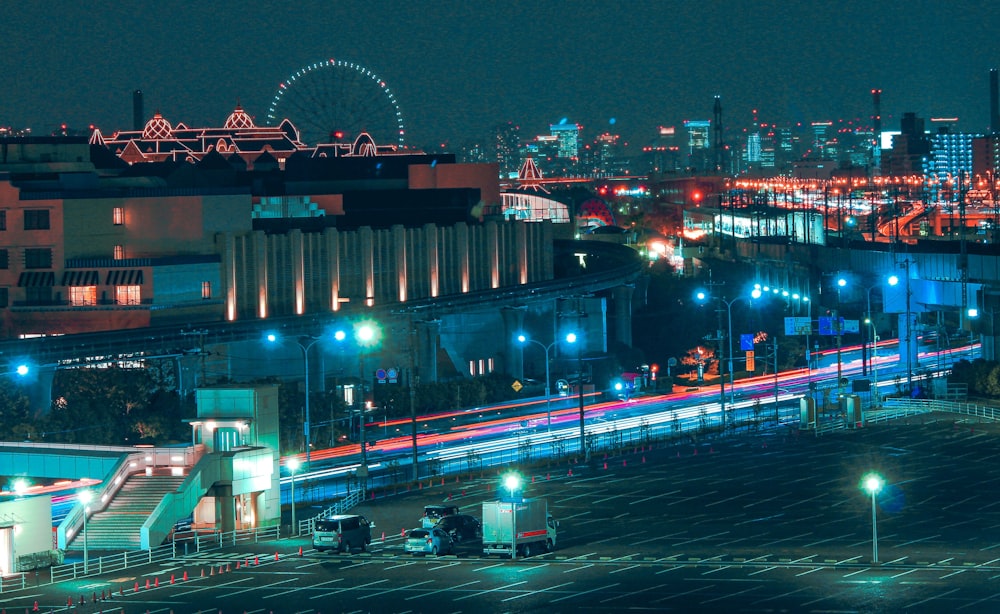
<box><xmin>6</xmin><ymin>413</ymin><xmax>1000</xmax><ymax>612</ymax></box>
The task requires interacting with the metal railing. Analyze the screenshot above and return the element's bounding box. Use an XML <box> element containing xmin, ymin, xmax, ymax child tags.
<box><xmin>881</xmin><ymin>398</ymin><xmax>1000</xmax><ymax>421</ymax></box>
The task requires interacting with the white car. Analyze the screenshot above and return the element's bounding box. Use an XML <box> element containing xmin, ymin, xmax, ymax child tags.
<box><xmin>404</xmin><ymin>527</ymin><xmax>454</xmax><ymax>556</ymax></box>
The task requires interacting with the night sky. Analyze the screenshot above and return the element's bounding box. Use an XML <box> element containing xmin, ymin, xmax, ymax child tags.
<box><xmin>2</xmin><ymin>1</ymin><xmax>998</xmax><ymax>150</ymax></box>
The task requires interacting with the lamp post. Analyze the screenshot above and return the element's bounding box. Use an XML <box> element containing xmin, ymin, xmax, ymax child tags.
<box><xmin>354</xmin><ymin>322</ymin><xmax>380</xmax><ymax>474</ymax></box>
<box><xmin>266</xmin><ymin>333</ymin><xmax>325</xmax><ymax>464</ymax></box>
<box><xmin>287</xmin><ymin>458</ymin><xmax>300</xmax><ymax>535</ymax></box>
<box><xmin>78</xmin><ymin>490</ymin><xmax>92</xmax><ymax>574</ymax></box>
<box><xmin>862</xmin><ymin>472</ymin><xmax>884</xmax><ymax>563</ymax></box>
<box><xmin>565</xmin><ymin>332</ymin><xmax>586</xmax><ymax>459</ymax></box>
<box><xmin>503</xmin><ymin>472</ymin><xmax>522</xmax><ymax>560</ymax></box>
<box><xmin>517</xmin><ymin>334</ymin><xmax>559</xmax><ymax>430</ymax></box>
<box><xmin>866</xmin><ymin>318</ymin><xmax>880</xmax><ymax>407</ymax></box>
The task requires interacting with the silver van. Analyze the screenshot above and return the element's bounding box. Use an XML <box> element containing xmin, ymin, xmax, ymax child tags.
<box><xmin>312</xmin><ymin>514</ymin><xmax>373</xmax><ymax>553</ymax></box>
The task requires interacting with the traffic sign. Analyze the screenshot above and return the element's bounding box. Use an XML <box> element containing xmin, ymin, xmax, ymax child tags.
<box><xmin>784</xmin><ymin>317</ymin><xmax>811</xmax><ymax>336</ymax></box>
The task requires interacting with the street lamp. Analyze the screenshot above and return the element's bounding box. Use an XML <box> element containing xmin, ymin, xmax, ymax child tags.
<box><xmin>503</xmin><ymin>472</ymin><xmax>523</xmax><ymax>559</ymax></box>
<box><xmin>354</xmin><ymin>321</ymin><xmax>381</xmax><ymax>475</ymax></box>
<box><xmin>516</xmin><ymin>334</ymin><xmax>560</xmax><ymax>430</ymax></box>
<box><xmin>287</xmin><ymin>458</ymin><xmax>300</xmax><ymax>535</ymax></box>
<box><xmin>266</xmin><ymin>332</ymin><xmax>327</xmax><ymax>464</ymax></box>
<box><xmin>865</xmin><ymin>317</ymin><xmax>880</xmax><ymax>407</ymax></box>
<box><xmin>565</xmin><ymin>332</ymin><xmax>586</xmax><ymax>459</ymax></box>
<box><xmin>861</xmin><ymin>472</ymin><xmax>884</xmax><ymax>563</ymax></box>
<box><xmin>78</xmin><ymin>490</ymin><xmax>92</xmax><ymax>574</ymax></box>
<box><xmin>888</xmin><ymin>262</ymin><xmax>914</xmax><ymax>393</ymax></box>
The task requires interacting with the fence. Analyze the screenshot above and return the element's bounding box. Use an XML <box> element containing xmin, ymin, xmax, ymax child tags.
<box><xmin>5</xmin><ymin>525</ymin><xmax>283</xmax><ymax>591</ymax></box>
<box><xmin>881</xmin><ymin>398</ymin><xmax>1000</xmax><ymax>422</ymax></box>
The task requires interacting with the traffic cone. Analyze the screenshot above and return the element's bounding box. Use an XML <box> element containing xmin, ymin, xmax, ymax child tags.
<box><xmin>567</xmin><ymin>468</ymin><xmax>573</xmax><ymax>477</ymax></box>
<box><xmin>120</xmin><ymin>585</ymin><xmax>124</xmax><ymax>596</ymax></box>
<box><xmin>33</xmin><ymin>599</ymin><xmax>39</xmax><ymax>611</ymax></box>
<box><xmin>226</xmin><ymin>563</ymin><xmax>231</xmax><ymax>572</ymax></box>
<box><xmin>154</xmin><ymin>577</ymin><xmax>159</xmax><ymax>588</ymax></box>
<box><xmin>145</xmin><ymin>579</ymin><xmax>150</xmax><ymax>590</ymax></box>
<box><xmin>298</xmin><ymin>546</ymin><xmax>303</xmax><ymax>556</ymax></box>
<box><xmin>447</xmin><ymin>493</ymin><xmax>452</xmax><ymax>501</ymax></box>
<box><xmin>67</xmin><ymin>597</ymin><xmax>72</xmax><ymax>607</ymax></box>
<box><xmin>381</xmin><ymin>531</ymin><xmax>385</xmax><ymax>542</ymax></box>
<box><xmin>603</xmin><ymin>462</ymin><xmax>607</xmax><ymax>470</ymax></box>
<box><xmin>623</xmin><ymin>459</ymin><xmax>627</xmax><ymax>467</ymax></box>
<box><xmin>274</xmin><ymin>551</ymin><xmax>280</xmax><ymax>561</ymax></box>
<box><xmin>546</xmin><ymin>474</ymin><xmax>550</xmax><ymax>480</ymax></box>
<box><xmin>171</xmin><ymin>574</ymin><xmax>175</xmax><ymax>584</ymax></box>
<box><xmin>531</xmin><ymin>476</ymin><xmax>535</xmax><ymax>483</ymax></box>
<box><xmin>401</xmin><ymin>528</ymin><xmax>406</xmax><ymax>537</ymax></box>
<box><xmin>254</xmin><ymin>556</ymin><xmax>259</xmax><ymax>565</ymax></box>
<box><xmin>440</xmin><ymin>478</ymin><xmax>445</xmax><ymax>486</ymax></box>
<box><xmin>134</xmin><ymin>581</ymin><xmax>139</xmax><ymax>591</ymax></box>
<box><xmin>209</xmin><ymin>566</ymin><xmax>214</xmax><ymax>576</ymax></box>
<box><xmin>183</xmin><ymin>571</ymin><xmax>188</xmax><ymax>581</ymax></box>
<box><xmin>235</xmin><ymin>560</ymin><xmax>241</xmax><ymax>569</ymax></box>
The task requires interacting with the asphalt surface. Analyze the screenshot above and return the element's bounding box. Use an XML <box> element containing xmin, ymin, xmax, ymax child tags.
<box><xmin>5</xmin><ymin>412</ymin><xmax>1000</xmax><ymax>612</ymax></box>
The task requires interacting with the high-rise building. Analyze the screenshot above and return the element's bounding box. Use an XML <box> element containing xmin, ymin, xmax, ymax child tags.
<box><xmin>494</xmin><ymin>122</ymin><xmax>520</xmax><ymax>179</ymax></box>
<box><xmin>927</xmin><ymin>127</ymin><xmax>975</xmax><ymax>183</ymax></box>
<box><xmin>683</xmin><ymin>120</ymin><xmax>711</xmax><ymax>171</ymax></box>
<box><xmin>549</xmin><ymin>122</ymin><xmax>581</xmax><ymax>160</ymax></box>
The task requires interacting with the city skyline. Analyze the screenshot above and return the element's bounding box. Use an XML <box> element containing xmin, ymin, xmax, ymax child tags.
<box><xmin>1</xmin><ymin>1</ymin><xmax>999</xmax><ymax>150</ymax></box>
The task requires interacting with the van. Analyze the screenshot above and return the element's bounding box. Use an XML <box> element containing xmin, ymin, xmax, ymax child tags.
<box><xmin>312</xmin><ymin>514</ymin><xmax>373</xmax><ymax>553</ymax></box>
<box><xmin>421</xmin><ymin>504</ymin><xmax>460</xmax><ymax>528</ymax></box>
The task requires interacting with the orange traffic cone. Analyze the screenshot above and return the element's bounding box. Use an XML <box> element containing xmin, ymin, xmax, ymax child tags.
<box><xmin>154</xmin><ymin>577</ymin><xmax>159</xmax><ymax>588</ymax></box>
<box><xmin>298</xmin><ymin>546</ymin><xmax>303</xmax><ymax>556</ymax></box>
<box><xmin>568</xmin><ymin>468</ymin><xmax>573</xmax><ymax>476</ymax></box>
<box><xmin>145</xmin><ymin>579</ymin><xmax>150</xmax><ymax>590</ymax></box>
<box><xmin>34</xmin><ymin>599</ymin><xmax>39</xmax><ymax>611</ymax></box>
<box><xmin>254</xmin><ymin>556</ymin><xmax>259</xmax><ymax>565</ymax></box>
<box><xmin>274</xmin><ymin>551</ymin><xmax>280</xmax><ymax>561</ymax></box>
<box><xmin>170</xmin><ymin>574</ymin><xmax>175</xmax><ymax>584</ymax></box>
<box><xmin>183</xmin><ymin>571</ymin><xmax>188</xmax><ymax>581</ymax></box>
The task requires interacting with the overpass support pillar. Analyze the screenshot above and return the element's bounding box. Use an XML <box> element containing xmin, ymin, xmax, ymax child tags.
<box><xmin>216</xmin><ymin>485</ymin><xmax>236</xmax><ymax>534</ymax></box>
<box><xmin>613</xmin><ymin>285</ymin><xmax>634</xmax><ymax>348</ymax></box>
<box><xmin>897</xmin><ymin>312</ymin><xmax>919</xmax><ymax>386</ymax></box>
<box><xmin>501</xmin><ymin>306</ymin><xmax>526</xmax><ymax>378</ymax></box>
<box><xmin>417</xmin><ymin>319</ymin><xmax>441</xmax><ymax>384</ymax></box>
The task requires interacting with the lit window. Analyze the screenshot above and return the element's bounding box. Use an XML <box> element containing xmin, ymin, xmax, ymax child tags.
<box><xmin>113</xmin><ymin>207</ymin><xmax>124</xmax><ymax>226</ymax></box>
<box><xmin>202</xmin><ymin>281</ymin><xmax>211</xmax><ymax>299</ymax></box>
<box><xmin>69</xmin><ymin>286</ymin><xmax>97</xmax><ymax>306</ymax></box>
<box><xmin>115</xmin><ymin>285</ymin><xmax>140</xmax><ymax>305</ymax></box>
<box><xmin>113</xmin><ymin>245</ymin><xmax>124</xmax><ymax>260</ymax></box>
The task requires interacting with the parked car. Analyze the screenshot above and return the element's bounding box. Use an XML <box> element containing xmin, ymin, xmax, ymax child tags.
<box><xmin>421</xmin><ymin>504</ymin><xmax>460</xmax><ymax>528</ymax></box>
<box><xmin>404</xmin><ymin>527</ymin><xmax>454</xmax><ymax>556</ymax></box>
<box><xmin>435</xmin><ymin>514</ymin><xmax>481</xmax><ymax>543</ymax></box>
<box><xmin>312</xmin><ymin>514</ymin><xmax>373</xmax><ymax>553</ymax></box>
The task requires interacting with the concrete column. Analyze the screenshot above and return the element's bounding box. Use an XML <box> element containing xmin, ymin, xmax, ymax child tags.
<box><xmin>418</xmin><ymin>319</ymin><xmax>441</xmax><ymax>383</ymax></box>
<box><xmin>501</xmin><ymin>305</ymin><xmax>526</xmax><ymax>377</ymax></box>
<box><xmin>216</xmin><ymin>485</ymin><xmax>235</xmax><ymax>533</ymax></box>
<box><xmin>613</xmin><ymin>285</ymin><xmax>634</xmax><ymax>348</ymax></box>
<box><xmin>897</xmin><ymin>311</ymin><xmax>919</xmax><ymax>385</ymax></box>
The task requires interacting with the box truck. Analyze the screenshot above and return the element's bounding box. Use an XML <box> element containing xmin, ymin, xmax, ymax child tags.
<box><xmin>482</xmin><ymin>498</ymin><xmax>557</xmax><ymax>557</ymax></box>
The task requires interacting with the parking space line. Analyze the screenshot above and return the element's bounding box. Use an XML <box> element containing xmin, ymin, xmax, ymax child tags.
<box><xmin>564</xmin><ymin>563</ymin><xmax>594</xmax><ymax>573</ymax></box>
<box><xmin>699</xmin><ymin>585</ymin><xmax>759</xmax><ymax>605</ymax></box>
<box><xmin>672</xmin><ymin>531</ymin><xmax>730</xmax><ymax>546</ymax></box>
<box><xmin>518</xmin><ymin>562</ymin><xmax>549</xmax><ymax>573</ymax></box>
<box><xmin>384</xmin><ymin>561</ymin><xmax>420</xmax><ymax>570</ymax></box>
<box><xmin>748</xmin><ymin>566</ymin><xmax>778</xmax><ymax>576</ymax></box>
<box><xmin>405</xmin><ymin>580</ymin><xmax>479</xmax><ymax>601</ymax></box>
<box><xmin>701</xmin><ymin>565</ymin><xmax>732</xmax><ymax>575</ymax></box>
<box><xmin>600</xmin><ymin>582</ymin><xmax>669</xmax><ymax>603</ymax></box>
<box><xmin>940</xmin><ymin>569</ymin><xmax>966</xmax><ymax>579</ymax></box>
<box><xmin>309</xmin><ymin>578</ymin><xmax>387</xmax><ymax>600</ymax></box>
<box><xmin>655</xmin><ymin>564</ymin><xmax>686</xmax><ymax>574</ymax></box>
<box><xmin>454</xmin><ymin>580</ymin><xmax>527</xmax><ymax>601</ymax></box>
<box><xmin>905</xmin><ymin>588</ymin><xmax>961</xmax><ymax>609</ymax></box>
<box><xmin>651</xmin><ymin>583</ymin><xmax>713</xmax><ymax>603</ymax></box>
<box><xmin>630</xmin><ymin>489</ymin><xmax>681</xmax><ymax>505</ymax></box>
<box><xmin>173</xmin><ymin>576</ymin><xmax>255</xmax><ymax>597</ymax></box>
<box><xmin>225</xmin><ymin>577</ymin><xmax>299</xmax><ymax>597</ymax></box>
<box><xmin>427</xmin><ymin>561</ymin><xmax>461</xmax><ymax>571</ymax></box>
<box><xmin>843</xmin><ymin>567</ymin><xmax>871</xmax><ymax>577</ymax></box>
<box><xmin>551</xmin><ymin>582</ymin><xmax>620</xmax><ymax>603</ymax></box>
<box><xmin>795</xmin><ymin>567</ymin><xmax>825</xmax><ymax>577</ymax></box>
<box><xmin>891</xmin><ymin>569</ymin><xmax>918</xmax><ymax>579</ymax></box>
<box><xmin>957</xmin><ymin>591</ymin><xmax>1000</xmax><ymax>610</ymax></box>
<box><xmin>359</xmin><ymin>580</ymin><xmax>434</xmax><ymax>600</ymax></box>
<box><xmin>835</xmin><ymin>555</ymin><xmax>863</xmax><ymax>565</ymax></box>
<box><xmin>896</xmin><ymin>534</ymin><xmax>941</xmax><ymax>547</ymax></box>
<box><xmin>472</xmin><ymin>563</ymin><xmax>506</xmax><ymax>572</ymax></box>
<box><xmin>610</xmin><ymin>564</ymin><xmax>640</xmax><ymax>574</ymax></box>
<box><xmin>564</xmin><ymin>552</ymin><xmax>598</xmax><ymax>560</ymax></box>
<box><xmin>502</xmin><ymin>581</ymin><xmax>574</xmax><ymax>602</ymax></box>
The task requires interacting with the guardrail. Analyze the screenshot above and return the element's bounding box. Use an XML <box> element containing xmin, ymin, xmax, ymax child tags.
<box><xmin>881</xmin><ymin>398</ymin><xmax>1000</xmax><ymax>421</ymax></box>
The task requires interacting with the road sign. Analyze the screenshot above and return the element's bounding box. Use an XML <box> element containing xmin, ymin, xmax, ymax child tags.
<box><xmin>740</xmin><ymin>334</ymin><xmax>755</xmax><ymax>351</ymax></box>
<box><xmin>511</xmin><ymin>380</ymin><xmax>523</xmax><ymax>392</ymax></box>
<box><xmin>784</xmin><ymin>317</ymin><xmax>811</xmax><ymax>335</ymax></box>
<box><xmin>818</xmin><ymin>316</ymin><xmax>846</xmax><ymax>336</ymax></box>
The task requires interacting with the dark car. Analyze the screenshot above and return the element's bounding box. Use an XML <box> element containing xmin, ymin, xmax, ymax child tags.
<box><xmin>421</xmin><ymin>504</ymin><xmax>460</xmax><ymax>528</ymax></box>
<box><xmin>435</xmin><ymin>514</ymin><xmax>481</xmax><ymax>542</ymax></box>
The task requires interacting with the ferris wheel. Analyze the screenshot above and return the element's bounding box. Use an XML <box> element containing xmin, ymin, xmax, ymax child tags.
<box><xmin>266</xmin><ymin>59</ymin><xmax>405</xmax><ymax>148</ymax></box>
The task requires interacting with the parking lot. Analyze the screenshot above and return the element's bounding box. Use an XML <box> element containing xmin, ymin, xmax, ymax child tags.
<box><xmin>6</xmin><ymin>413</ymin><xmax>1000</xmax><ymax>612</ymax></box>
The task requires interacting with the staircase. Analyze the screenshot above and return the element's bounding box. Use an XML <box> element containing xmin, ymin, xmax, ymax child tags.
<box><xmin>67</xmin><ymin>473</ymin><xmax>185</xmax><ymax>551</ymax></box>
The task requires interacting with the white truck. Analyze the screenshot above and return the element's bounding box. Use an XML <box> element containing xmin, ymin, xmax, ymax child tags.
<box><xmin>482</xmin><ymin>498</ymin><xmax>557</xmax><ymax>557</ymax></box>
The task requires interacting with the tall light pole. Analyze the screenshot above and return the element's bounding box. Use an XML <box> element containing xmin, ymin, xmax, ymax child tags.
<box><xmin>354</xmin><ymin>321</ymin><xmax>381</xmax><ymax>474</ymax></box>
<box><xmin>565</xmin><ymin>332</ymin><xmax>586</xmax><ymax>459</ymax></box>
<box><xmin>266</xmin><ymin>333</ymin><xmax>325</xmax><ymax>464</ymax></box>
<box><xmin>862</xmin><ymin>473</ymin><xmax>884</xmax><ymax>563</ymax></box>
<box><xmin>78</xmin><ymin>490</ymin><xmax>92</xmax><ymax>574</ymax></box>
<box><xmin>866</xmin><ymin>317</ymin><xmax>879</xmax><ymax>407</ymax></box>
<box><xmin>888</xmin><ymin>261</ymin><xmax>914</xmax><ymax>392</ymax></box>
<box><xmin>287</xmin><ymin>458</ymin><xmax>300</xmax><ymax>535</ymax></box>
<box><xmin>517</xmin><ymin>334</ymin><xmax>559</xmax><ymax>430</ymax></box>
